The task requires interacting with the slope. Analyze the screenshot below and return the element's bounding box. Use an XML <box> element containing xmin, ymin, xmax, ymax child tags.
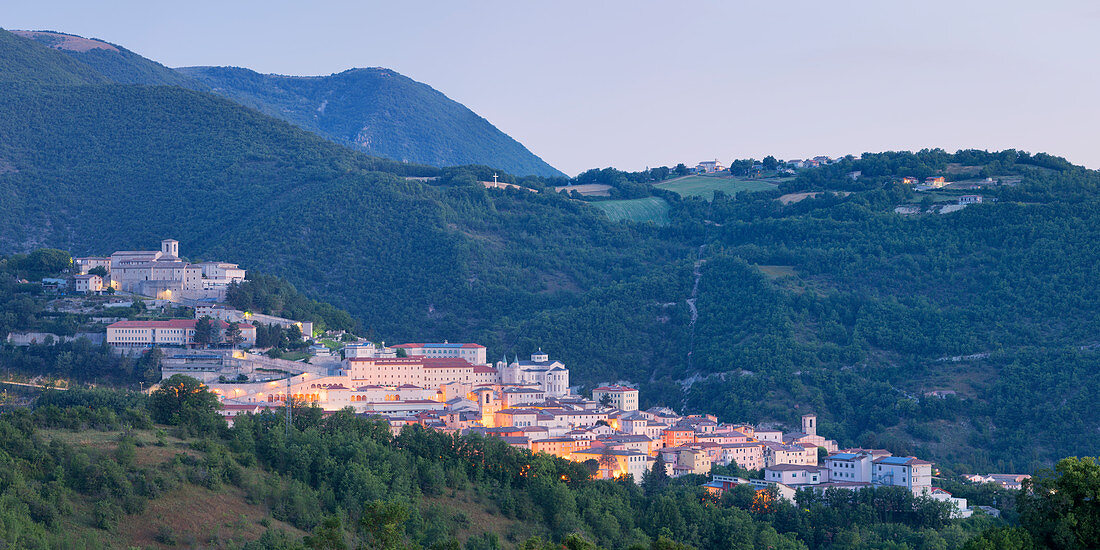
<box><xmin>177</xmin><ymin>65</ymin><xmax>566</xmax><ymax>177</ymax></box>
<box><xmin>11</xmin><ymin>29</ymin><xmax>206</xmax><ymax>89</ymax></box>
<box><xmin>0</xmin><ymin>27</ymin><xmax>111</xmax><ymax>85</ymax></box>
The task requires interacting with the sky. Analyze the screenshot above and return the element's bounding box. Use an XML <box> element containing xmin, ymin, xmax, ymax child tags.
<box><xmin>5</xmin><ymin>1</ymin><xmax>1099</xmax><ymax>175</ymax></box>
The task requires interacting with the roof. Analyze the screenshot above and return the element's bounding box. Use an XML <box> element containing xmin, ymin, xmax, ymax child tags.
<box><xmin>391</xmin><ymin>342</ymin><xmax>485</xmax><ymax>349</ymax></box>
<box><xmin>828</xmin><ymin>453</ymin><xmax>860</xmax><ymax>461</ymax></box>
<box><xmin>422</xmin><ymin>358</ymin><xmax>476</xmax><ymax>368</ymax></box>
<box><xmin>593</xmin><ymin>385</ymin><xmax>637</xmax><ymax>392</ymax></box>
<box><xmin>108</xmin><ymin>319</ymin><xmax>253</xmax><ymax>330</ymax></box>
<box><xmin>875</xmin><ymin>456</ymin><xmax>933</xmax><ymax>466</ymax></box>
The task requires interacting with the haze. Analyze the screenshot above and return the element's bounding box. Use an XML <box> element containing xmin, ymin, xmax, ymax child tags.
<box><xmin>6</xmin><ymin>1</ymin><xmax>1098</xmax><ymax>175</ymax></box>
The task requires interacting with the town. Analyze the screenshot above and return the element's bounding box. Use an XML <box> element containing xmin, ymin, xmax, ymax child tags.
<box><xmin>10</xmin><ymin>238</ymin><xmax>1029</xmax><ymax>521</ymax></box>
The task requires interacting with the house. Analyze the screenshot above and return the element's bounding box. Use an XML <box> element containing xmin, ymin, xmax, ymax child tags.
<box><xmin>74</xmin><ymin>256</ymin><xmax>111</xmax><ymax>276</ymax></box>
<box><xmin>695</xmin><ymin>160</ymin><xmax>725</xmax><ymax>174</ymax></box>
<box><xmin>592</xmin><ymin>385</ymin><xmax>639</xmax><ymax>411</ymax></box>
<box><xmin>764</xmin><ymin>464</ymin><xmax>828</xmax><ymax>486</ymax></box>
<box><xmin>924</xmin><ymin>176</ymin><xmax>947</xmax><ymax>188</ymax></box>
<box><xmin>74</xmin><ymin>274</ymin><xmax>103</xmax><ymax>294</ymax></box>
<box><xmin>846</xmin><ymin>171</ymin><xmax>862</xmax><ymax>180</ymax></box>
<box><xmin>570</xmin><ymin>448</ymin><xmax>653</xmax><ymax>482</ymax></box>
<box><xmin>929</xmin><ymin>487</ymin><xmax>972</xmax><ymax>518</ymax></box>
<box><xmin>824</xmin><ymin>451</ymin><xmax>874</xmax><ymax>483</ymax></box>
<box><xmin>901</xmin><ymin>177</ymin><xmax>918</xmax><ymax>185</ymax></box>
<box><xmin>958</xmin><ymin>195</ymin><xmax>983</xmax><ymax>205</ymax></box>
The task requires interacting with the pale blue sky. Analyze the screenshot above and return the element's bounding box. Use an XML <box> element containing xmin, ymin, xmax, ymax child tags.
<box><xmin>6</xmin><ymin>1</ymin><xmax>1098</xmax><ymax>175</ymax></box>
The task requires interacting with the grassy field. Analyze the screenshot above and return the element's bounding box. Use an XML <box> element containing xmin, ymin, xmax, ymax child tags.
<box><xmin>591</xmin><ymin>197</ymin><xmax>670</xmax><ymax>225</ymax></box>
<box><xmin>655</xmin><ymin>175</ymin><xmax>780</xmax><ymax>199</ymax></box>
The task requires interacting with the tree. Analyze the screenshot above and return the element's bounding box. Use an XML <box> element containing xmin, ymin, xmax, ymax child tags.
<box><xmin>225</xmin><ymin>322</ymin><xmax>244</xmax><ymax>348</ymax></box>
<box><xmin>148</xmin><ymin>374</ymin><xmax>222</xmax><ymax>434</ymax></box>
<box><xmin>193</xmin><ymin>316</ymin><xmax>215</xmax><ymax>348</ymax></box>
<box><xmin>599</xmin><ymin>393</ymin><xmax>613</xmax><ymax>407</ymax></box>
<box><xmin>360</xmin><ymin>499</ymin><xmax>410</xmax><ymax>550</ymax></box>
<box><xmin>395</xmin><ymin>347</ymin><xmax>407</xmax><ymax>358</ymax></box>
<box><xmin>962</xmin><ymin>527</ymin><xmax>1036</xmax><ymax>550</ymax></box>
<box><xmin>642</xmin><ymin>453</ymin><xmax>669</xmax><ymax>495</ymax></box>
<box><xmin>1018</xmin><ymin>456</ymin><xmax>1100</xmax><ymax>549</ymax></box>
<box><xmin>762</xmin><ymin>155</ymin><xmax>779</xmax><ymax>171</ymax></box>
<box><xmin>88</xmin><ymin>266</ymin><xmax>108</xmax><ymax>277</ymax></box>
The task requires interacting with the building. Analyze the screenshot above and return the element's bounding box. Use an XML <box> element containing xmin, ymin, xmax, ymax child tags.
<box><xmin>108</xmin><ymin>239</ymin><xmax>245</xmax><ymax>301</ymax></box>
<box><xmin>391</xmin><ymin>342</ymin><xmax>487</xmax><ymax>365</ymax></box>
<box><xmin>924</xmin><ymin>176</ymin><xmax>947</xmax><ymax>188</ymax></box>
<box><xmin>570</xmin><ymin>448</ymin><xmax>653</xmax><ymax>482</ymax></box>
<box><xmin>107</xmin><ymin>319</ymin><xmax>256</xmax><ymax>349</ymax></box>
<box><xmin>764</xmin><ymin>464</ymin><xmax>828</xmax><ymax>486</ymax></box>
<box><xmin>958</xmin><ymin>195</ymin><xmax>983</xmax><ymax>205</ymax></box>
<box><xmin>592</xmin><ymin>385</ymin><xmax>639</xmax><ymax>411</ymax></box>
<box><xmin>497</xmin><ymin>351</ymin><xmax>569</xmax><ymax>397</ymax></box>
<box><xmin>824</xmin><ymin>451</ymin><xmax>874</xmax><ymax>483</ymax></box>
<box><xmin>962</xmin><ymin>473</ymin><xmax>1031</xmax><ymax>490</ymax></box>
<box><xmin>73</xmin><ymin>274</ymin><xmax>103</xmax><ymax>294</ymax></box>
<box><xmin>74</xmin><ymin>256</ymin><xmax>111</xmax><ymax>275</ymax></box>
<box><xmin>695</xmin><ymin>160</ymin><xmax>725</xmax><ymax>174</ymax></box>
<box><xmin>873</xmin><ymin>456</ymin><xmax>934</xmax><ymax>494</ymax></box>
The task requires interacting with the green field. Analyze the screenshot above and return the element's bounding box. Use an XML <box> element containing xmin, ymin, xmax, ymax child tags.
<box><xmin>655</xmin><ymin>175</ymin><xmax>780</xmax><ymax>199</ymax></box>
<box><xmin>591</xmin><ymin>196</ymin><xmax>670</xmax><ymax>225</ymax></box>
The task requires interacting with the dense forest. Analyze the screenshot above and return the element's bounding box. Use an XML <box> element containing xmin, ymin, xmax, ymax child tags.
<box><xmin>1</xmin><ymin>383</ymin><xmax>1090</xmax><ymax>549</ymax></box>
<box><xmin>0</xmin><ymin>28</ymin><xmax>1098</xmax><ymax>474</ymax></box>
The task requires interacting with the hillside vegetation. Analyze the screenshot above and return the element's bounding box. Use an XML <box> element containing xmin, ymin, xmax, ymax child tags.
<box><xmin>0</xmin><ymin>383</ymin><xmax>1057</xmax><ymax>549</ymax></box>
<box><xmin>177</xmin><ymin>66</ymin><xmax>565</xmax><ymax>177</ymax></box>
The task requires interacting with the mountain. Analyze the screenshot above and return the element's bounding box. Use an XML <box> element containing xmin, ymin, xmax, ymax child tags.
<box><xmin>1</xmin><ymin>27</ymin><xmax>1098</xmax><ymax>473</ymax></box>
<box><xmin>8</xmin><ymin>29</ymin><xmax>564</xmax><ymax>178</ymax></box>
<box><xmin>176</xmin><ymin>65</ymin><xmax>566</xmax><ymax>177</ymax></box>
<box><xmin>8</xmin><ymin>30</ymin><xmax>205</xmax><ymax>89</ymax></box>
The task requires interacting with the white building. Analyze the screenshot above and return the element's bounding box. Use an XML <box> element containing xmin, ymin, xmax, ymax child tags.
<box><xmin>107</xmin><ymin>319</ymin><xmax>256</xmax><ymax>348</ymax></box>
<box><xmin>74</xmin><ymin>256</ymin><xmax>111</xmax><ymax>275</ymax></box>
<box><xmin>497</xmin><ymin>351</ymin><xmax>569</xmax><ymax>397</ymax></box>
<box><xmin>873</xmin><ymin>456</ymin><xmax>934</xmax><ymax>495</ymax></box>
<box><xmin>108</xmin><ymin>239</ymin><xmax>245</xmax><ymax>301</ymax></box>
<box><xmin>695</xmin><ymin>160</ymin><xmax>725</xmax><ymax>174</ymax></box>
<box><xmin>824</xmin><ymin>451</ymin><xmax>874</xmax><ymax>483</ymax></box>
<box><xmin>592</xmin><ymin>385</ymin><xmax>639</xmax><ymax>411</ymax></box>
<box><xmin>73</xmin><ymin>274</ymin><xmax>103</xmax><ymax>294</ymax></box>
<box><xmin>391</xmin><ymin>342</ymin><xmax>487</xmax><ymax>365</ymax></box>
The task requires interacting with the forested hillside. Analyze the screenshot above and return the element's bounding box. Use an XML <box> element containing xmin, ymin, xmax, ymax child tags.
<box><xmin>1</xmin><ymin>28</ymin><xmax>1098</xmax><ymax>473</ymax></box>
<box><xmin>177</xmin><ymin>66</ymin><xmax>565</xmax><ymax>177</ymax></box>
<box><xmin>0</xmin><ymin>383</ymin><xmax>1060</xmax><ymax>549</ymax></box>
<box><xmin>11</xmin><ymin>30</ymin><xmax>206</xmax><ymax>89</ymax></box>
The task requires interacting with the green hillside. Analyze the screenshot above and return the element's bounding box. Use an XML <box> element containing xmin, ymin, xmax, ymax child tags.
<box><xmin>177</xmin><ymin>65</ymin><xmax>566</xmax><ymax>177</ymax></box>
<box><xmin>11</xmin><ymin>30</ymin><xmax>206</xmax><ymax>89</ymax></box>
<box><xmin>0</xmin><ymin>28</ymin><xmax>111</xmax><ymax>85</ymax></box>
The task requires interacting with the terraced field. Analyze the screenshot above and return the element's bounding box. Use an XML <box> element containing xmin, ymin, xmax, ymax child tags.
<box><xmin>655</xmin><ymin>175</ymin><xmax>780</xmax><ymax>199</ymax></box>
<box><xmin>591</xmin><ymin>196</ymin><xmax>670</xmax><ymax>225</ymax></box>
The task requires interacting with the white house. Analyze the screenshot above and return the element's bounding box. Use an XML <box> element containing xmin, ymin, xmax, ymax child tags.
<box><xmin>873</xmin><ymin>456</ymin><xmax>934</xmax><ymax>494</ymax></box>
<box><xmin>73</xmin><ymin>274</ymin><xmax>103</xmax><ymax>294</ymax></box>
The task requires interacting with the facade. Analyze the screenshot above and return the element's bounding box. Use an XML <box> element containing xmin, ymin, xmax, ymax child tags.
<box><xmin>497</xmin><ymin>351</ymin><xmax>569</xmax><ymax>397</ymax></box>
<box><xmin>873</xmin><ymin>456</ymin><xmax>934</xmax><ymax>494</ymax></box>
<box><xmin>107</xmin><ymin>319</ymin><xmax>256</xmax><ymax>348</ymax></box>
<box><xmin>592</xmin><ymin>385</ymin><xmax>639</xmax><ymax>411</ymax></box>
<box><xmin>924</xmin><ymin>176</ymin><xmax>947</xmax><ymax>188</ymax></box>
<box><xmin>391</xmin><ymin>342</ymin><xmax>487</xmax><ymax>365</ymax></box>
<box><xmin>108</xmin><ymin>239</ymin><xmax>244</xmax><ymax>301</ymax></box>
<box><xmin>74</xmin><ymin>256</ymin><xmax>111</xmax><ymax>275</ymax></box>
<box><xmin>959</xmin><ymin>195</ymin><xmax>983</xmax><ymax>205</ymax></box>
<box><xmin>74</xmin><ymin>274</ymin><xmax>103</xmax><ymax>294</ymax></box>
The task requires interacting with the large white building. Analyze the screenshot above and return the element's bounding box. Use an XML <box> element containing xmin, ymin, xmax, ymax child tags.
<box><xmin>107</xmin><ymin>319</ymin><xmax>256</xmax><ymax>348</ymax></box>
<box><xmin>592</xmin><ymin>385</ymin><xmax>639</xmax><ymax>411</ymax></box>
<box><xmin>107</xmin><ymin>239</ymin><xmax>245</xmax><ymax>301</ymax></box>
<box><xmin>497</xmin><ymin>350</ymin><xmax>570</xmax><ymax>397</ymax></box>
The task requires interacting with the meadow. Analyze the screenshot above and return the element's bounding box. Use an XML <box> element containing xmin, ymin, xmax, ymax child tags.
<box><xmin>655</xmin><ymin>175</ymin><xmax>780</xmax><ymax>199</ymax></box>
<box><xmin>591</xmin><ymin>196</ymin><xmax>671</xmax><ymax>225</ymax></box>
